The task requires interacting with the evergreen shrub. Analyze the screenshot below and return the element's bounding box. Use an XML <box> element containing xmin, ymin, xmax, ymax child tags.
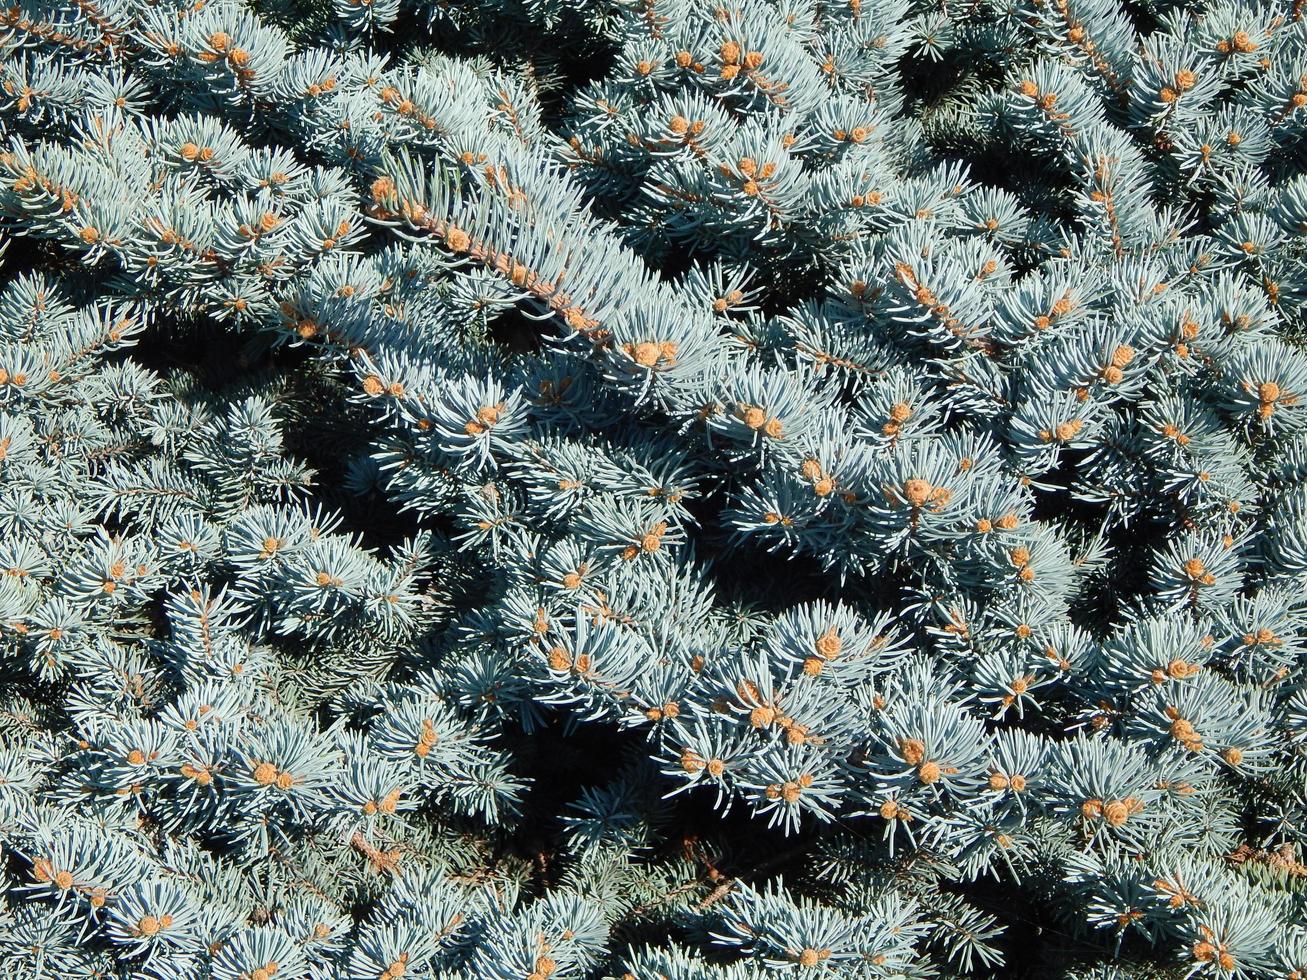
<box><xmin>2</xmin><ymin>0</ymin><xmax>1307</xmax><ymax>974</ymax></box>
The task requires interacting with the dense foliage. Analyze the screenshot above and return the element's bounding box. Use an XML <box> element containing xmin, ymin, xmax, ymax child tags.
<box><xmin>3</xmin><ymin>0</ymin><xmax>1307</xmax><ymax>975</ymax></box>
